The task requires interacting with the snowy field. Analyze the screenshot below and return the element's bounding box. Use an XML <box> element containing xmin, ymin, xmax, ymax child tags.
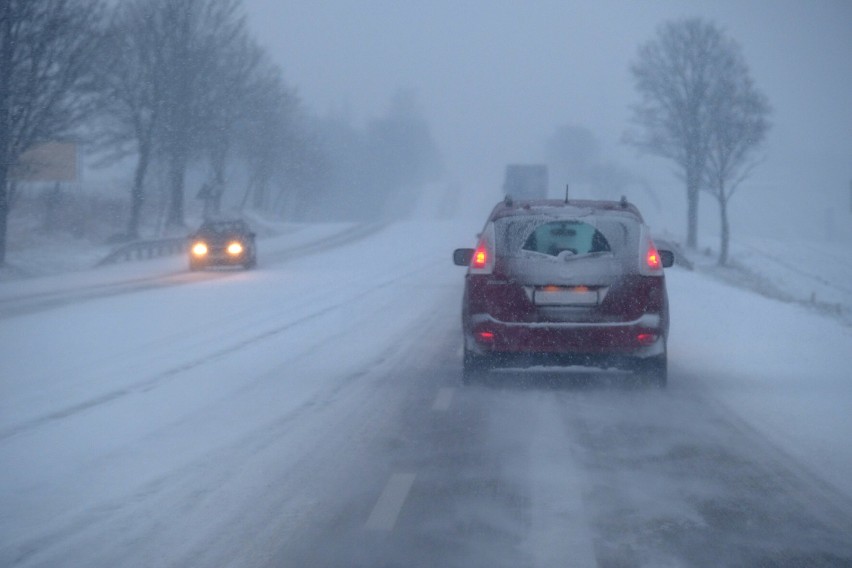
<box><xmin>694</xmin><ymin>235</ymin><xmax>852</xmax><ymax>325</ymax></box>
<box><xmin>1</xmin><ymin>219</ymin><xmax>851</xmax><ymax>566</ymax></box>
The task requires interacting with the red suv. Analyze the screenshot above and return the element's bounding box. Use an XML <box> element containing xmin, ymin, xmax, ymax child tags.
<box><xmin>453</xmin><ymin>197</ymin><xmax>674</xmax><ymax>386</ymax></box>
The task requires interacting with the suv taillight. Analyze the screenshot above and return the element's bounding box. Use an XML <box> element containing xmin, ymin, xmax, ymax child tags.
<box><xmin>638</xmin><ymin>230</ymin><xmax>664</xmax><ymax>276</ymax></box>
<box><xmin>646</xmin><ymin>246</ymin><xmax>662</xmax><ymax>270</ymax></box>
<box><xmin>468</xmin><ymin>225</ymin><xmax>495</xmax><ymax>275</ymax></box>
<box><xmin>472</xmin><ymin>244</ymin><xmax>488</xmax><ymax>269</ymax></box>
<box><xmin>469</xmin><ymin>240</ymin><xmax>494</xmax><ymax>274</ymax></box>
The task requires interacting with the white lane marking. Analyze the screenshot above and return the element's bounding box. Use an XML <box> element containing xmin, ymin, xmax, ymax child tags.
<box><xmin>432</xmin><ymin>387</ymin><xmax>455</xmax><ymax>411</ymax></box>
<box><xmin>365</xmin><ymin>473</ymin><xmax>416</xmax><ymax>531</ymax></box>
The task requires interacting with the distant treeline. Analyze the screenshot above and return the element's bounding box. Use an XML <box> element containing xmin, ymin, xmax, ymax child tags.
<box><xmin>0</xmin><ymin>0</ymin><xmax>442</xmax><ymax>262</ymax></box>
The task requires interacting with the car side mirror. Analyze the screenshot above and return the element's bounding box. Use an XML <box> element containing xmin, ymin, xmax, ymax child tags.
<box><xmin>659</xmin><ymin>249</ymin><xmax>675</xmax><ymax>268</ymax></box>
<box><xmin>453</xmin><ymin>248</ymin><xmax>474</xmax><ymax>266</ymax></box>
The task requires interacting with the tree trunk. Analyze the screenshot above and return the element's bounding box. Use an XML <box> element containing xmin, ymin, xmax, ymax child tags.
<box><xmin>252</xmin><ymin>176</ymin><xmax>268</xmax><ymax>210</ymax></box>
<box><xmin>718</xmin><ymin>194</ymin><xmax>730</xmax><ymax>266</ymax></box>
<box><xmin>42</xmin><ymin>183</ymin><xmax>63</xmax><ymax>233</ymax></box>
<box><xmin>127</xmin><ymin>144</ymin><xmax>151</xmax><ymax>238</ymax></box>
<box><xmin>165</xmin><ymin>151</ymin><xmax>186</xmax><ymax>230</ymax></box>
<box><xmin>686</xmin><ymin>169</ymin><xmax>700</xmax><ymax>249</ymax></box>
<box><xmin>0</xmin><ymin>0</ymin><xmax>13</xmax><ymax>266</ymax></box>
<box><xmin>239</xmin><ymin>175</ymin><xmax>254</xmax><ymax>211</ymax></box>
<box><xmin>210</xmin><ymin>148</ymin><xmax>226</xmax><ymax>217</ymax></box>
<box><xmin>0</xmin><ymin>173</ymin><xmax>8</xmax><ymax>266</ymax></box>
<box><xmin>687</xmin><ymin>187</ymin><xmax>699</xmax><ymax>249</ymax></box>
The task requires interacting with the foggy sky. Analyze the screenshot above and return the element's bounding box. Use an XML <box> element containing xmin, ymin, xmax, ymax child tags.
<box><xmin>244</xmin><ymin>0</ymin><xmax>852</xmax><ymax>242</ymax></box>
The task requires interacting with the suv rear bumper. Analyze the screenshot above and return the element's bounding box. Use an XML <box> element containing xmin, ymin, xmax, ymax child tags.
<box><xmin>465</xmin><ymin>313</ymin><xmax>666</xmax><ymax>358</ymax></box>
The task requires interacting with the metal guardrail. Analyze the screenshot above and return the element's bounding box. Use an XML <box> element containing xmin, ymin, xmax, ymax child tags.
<box><xmin>97</xmin><ymin>237</ymin><xmax>187</xmax><ymax>266</ymax></box>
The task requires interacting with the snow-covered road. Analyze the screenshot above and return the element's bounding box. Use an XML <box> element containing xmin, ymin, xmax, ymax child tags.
<box><xmin>1</xmin><ymin>220</ymin><xmax>851</xmax><ymax>567</ymax></box>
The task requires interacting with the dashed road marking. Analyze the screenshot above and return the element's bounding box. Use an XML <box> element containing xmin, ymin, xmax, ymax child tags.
<box><xmin>365</xmin><ymin>473</ymin><xmax>416</xmax><ymax>531</ymax></box>
<box><xmin>432</xmin><ymin>387</ymin><xmax>455</xmax><ymax>411</ymax></box>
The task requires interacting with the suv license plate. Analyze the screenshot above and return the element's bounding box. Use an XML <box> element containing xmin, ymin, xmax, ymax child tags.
<box><xmin>534</xmin><ymin>287</ymin><xmax>598</xmax><ymax>306</ymax></box>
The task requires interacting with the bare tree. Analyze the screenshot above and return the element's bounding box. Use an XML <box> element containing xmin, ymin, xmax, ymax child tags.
<box><xmin>93</xmin><ymin>0</ymin><xmax>305</xmax><ymax>230</ymax></box>
<box><xmin>197</xmin><ymin>28</ymin><xmax>263</xmax><ymax>219</ymax></box>
<box><xmin>626</xmin><ymin>18</ymin><xmax>740</xmax><ymax>249</ymax></box>
<box><xmin>152</xmin><ymin>0</ymin><xmax>245</xmax><ymax>230</ymax></box>
<box><xmin>703</xmin><ymin>62</ymin><xmax>770</xmax><ymax>266</ymax></box>
<box><xmin>0</xmin><ymin>0</ymin><xmax>104</xmax><ymax>264</ymax></box>
<box><xmin>291</xmin><ymin>92</ymin><xmax>443</xmax><ymax>222</ymax></box>
<box><xmin>236</xmin><ymin>65</ymin><xmax>301</xmax><ymax>212</ymax></box>
<box><xmin>92</xmin><ymin>0</ymin><xmax>165</xmax><ymax>239</ymax></box>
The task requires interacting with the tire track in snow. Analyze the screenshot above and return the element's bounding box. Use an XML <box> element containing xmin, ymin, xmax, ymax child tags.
<box><xmin>0</xmin><ymin>254</ymin><xmax>433</xmax><ymax>442</ymax></box>
<box><xmin>3</xmin><ymin>285</ymin><xmax>459</xmax><ymax>568</ymax></box>
<box><xmin>0</xmin><ymin>223</ymin><xmax>386</xmax><ymax>319</ymax></box>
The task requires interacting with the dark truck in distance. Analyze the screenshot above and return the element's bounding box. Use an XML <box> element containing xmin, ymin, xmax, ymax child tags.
<box><xmin>503</xmin><ymin>164</ymin><xmax>549</xmax><ymax>200</ymax></box>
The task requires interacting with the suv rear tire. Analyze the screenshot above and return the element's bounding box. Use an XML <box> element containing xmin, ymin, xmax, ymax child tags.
<box><xmin>634</xmin><ymin>354</ymin><xmax>667</xmax><ymax>388</ymax></box>
<box><xmin>462</xmin><ymin>346</ymin><xmax>491</xmax><ymax>385</ymax></box>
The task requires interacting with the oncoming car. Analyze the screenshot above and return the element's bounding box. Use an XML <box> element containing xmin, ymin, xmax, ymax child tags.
<box><xmin>453</xmin><ymin>196</ymin><xmax>674</xmax><ymax>386</ymax></box>
<box><xmin>188</xmin><ymin>219</ymin><xmax>257</xmax><ymax>271</ymax></box>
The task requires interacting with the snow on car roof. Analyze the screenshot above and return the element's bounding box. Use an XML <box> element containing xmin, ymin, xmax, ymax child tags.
<box><xmin>489</xmin><ymin>198</ymin><xmax>644</xmax><ymax>222</ymax></box>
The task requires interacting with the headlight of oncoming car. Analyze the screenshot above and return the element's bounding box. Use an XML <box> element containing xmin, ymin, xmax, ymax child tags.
<box><xmin>227</xmin><ymin>241</ymin><xmax>244</xmax><ymax>255</ymax></box>
<box><xmin>192</xmin><ymin>242</ymin><xmax>208</xmax><ymax>256</ymax></box>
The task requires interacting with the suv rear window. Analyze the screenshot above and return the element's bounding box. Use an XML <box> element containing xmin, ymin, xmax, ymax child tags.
<box><xmin>521</xmin><ymin>220</ymin><xmax>610</xmax><ymax>256</ymax></box>
<box><xmin>494</xmin><ymin>215</ymin><xmax>638</xmax><ymax>259</ymax></box>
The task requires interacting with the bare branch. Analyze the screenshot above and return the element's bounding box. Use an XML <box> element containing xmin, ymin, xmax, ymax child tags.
<box><xmin>0</xmin><ymin>0</ymin><xmax>106</xmax><ymax>263</ymax></box>
<box><xmin>625</xmin><ymin>18</ymin><xmax>745</xmax><ymax>248</ymax></box>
